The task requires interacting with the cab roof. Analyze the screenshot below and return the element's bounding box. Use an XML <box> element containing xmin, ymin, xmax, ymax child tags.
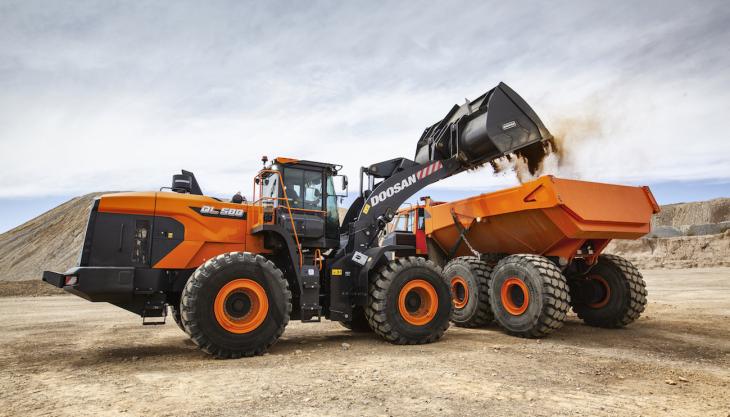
<box><xmin>273</xmin><ymin>157</ymin><xmax>341</xmax><ymax>171</ymax></box>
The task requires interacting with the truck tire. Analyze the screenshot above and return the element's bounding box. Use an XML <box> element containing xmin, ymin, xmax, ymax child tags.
<box><xmin>180</xmin><ymin>252</ymin><xmax>291</xmax><ymax>358</ymax></box>
<box><xmin>443</xmin><ymin>257</ymin><xmax>493</xmax><ymax>327</ymax></box>
<box><xmin>569</xmin><ymin>254</ymin><xmax>647</xmax><ymax>328</ymax></box>
<box><xmin>488</xmin><ymin>254</ymin><xmax>570</xmax><ymax>338</ymax></box>
<box><xmin>339</xmin><ymin>306</ymin><xmax>373</xmax><ymax>332</ymax></box>
<box><xmin>168</xmin><ymin>303</ymin><xmax>187</xmax><ymax>334</ymax></box>
<box><xmin>365</xmin><ymin>256</ymin><xmax>451</xmax><ymax>344</ymax></box>
<box><xmin>480</xmin><ymin>253</ymin><xmax>507</xmax><ymax>267</ymax></box>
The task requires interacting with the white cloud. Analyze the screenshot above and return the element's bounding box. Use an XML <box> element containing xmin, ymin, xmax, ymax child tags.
<box><xmin>0</xmin><ymin>1</ymin><xmax>729</xmax><ymax>199</ymax></box>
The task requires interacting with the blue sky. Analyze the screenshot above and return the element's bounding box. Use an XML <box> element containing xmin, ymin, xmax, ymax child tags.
<box><xmin>1</xmin><ymin>1</ymin><xmax>729</xmax><ymax>233</ymax></box>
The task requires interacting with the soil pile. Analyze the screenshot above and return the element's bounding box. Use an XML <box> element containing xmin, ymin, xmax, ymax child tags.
<box><xmin>0</xmin><ymin>193</ymin><xmax>105</xmax><ymax>284</ymax></box>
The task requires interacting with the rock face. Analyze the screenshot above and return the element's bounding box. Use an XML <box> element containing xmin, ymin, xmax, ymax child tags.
<box><xmin>607</xmin><ymin>231</ymin><xmax>730</xmax><ymax>269</ymax></box>
<box><xmin>648</xmin><ymin>198</ymin><xmax>730</xmax><ymax>238</ymax></box>
<box><xmin>652</xmin><ymin>198</ymin><xmax>730</xmax><ymax>228</ymax></box>
<box><xmin>606</xmin><ymin>198</ymin><xmax>730</xmax><ymax>269</ymax></box>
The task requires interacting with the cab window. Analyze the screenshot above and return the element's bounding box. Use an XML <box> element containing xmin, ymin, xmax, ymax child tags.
<box><xmin>261</xmin><ymin>173</ymin><xmax>279</xmax><ymax>201</ymax></box>
<box><xmin>283</xmin><ymin>168</ymin><xmax>323</xmax><ymax>210</ymax></box>
<box><xmin>393</xmin><ymin>214</ymin><xmax>412</xmax><ymax>232</ymax></box>
<box><xmin>417</xmin><ymin>208</ymin><xmax>425</xmax><ymax>230</ymax></box>
<box><xmin>325</xmin><ymin>175</ymin><xmax>339</xmax><ymax>239</ymax></box>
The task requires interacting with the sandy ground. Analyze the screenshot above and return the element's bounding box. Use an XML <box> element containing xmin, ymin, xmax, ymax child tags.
<box><xmin>0</xmin><ymin>268</ymin><xmax>728</xmax><ymax>417</ymax></box>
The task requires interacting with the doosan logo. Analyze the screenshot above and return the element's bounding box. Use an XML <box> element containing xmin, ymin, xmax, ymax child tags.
<box><xmin>369</xmin><ymin>161</ymin><xmax>443</xmax><ymax>207</ymax></box>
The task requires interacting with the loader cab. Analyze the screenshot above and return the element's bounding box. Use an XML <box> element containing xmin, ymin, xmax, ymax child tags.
<box><xmin>256</xmin><ymin>157</ymin><xmax>346</xmax><ymax>249</ymax></box>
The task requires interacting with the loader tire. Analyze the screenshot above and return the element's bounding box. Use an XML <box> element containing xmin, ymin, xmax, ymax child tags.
<box><xmin>339</xmin><ymin>306</ymin><xmax>373</xmax><ymax>332</ymax></box>
<box><xmin>569</xmin><ymin>254</ymin><xmax>647</xmax><ymax>328</ymax></box>
<box><xmin>443</xmin><ymin>257</ymin><xmax>493</xmax><ymax>327</ymax></box>
<box><xmin>365</xmin><ymin>257</ymin><xmax>451</xmax><ymax>345</ymax></box>
<box><xmin>489</xmin><ymin>254</ymin><xmax>570</xmax><ymax>338</ymax></box>
<box><xmin>168</xmin><ymin>303</ymin><xmax>187</xmax><ymax>334</ymax></box>
<box><xmin>180</xmin><ymin>252</ymin><xmax>291</xmax><ymax>358</ymax></box>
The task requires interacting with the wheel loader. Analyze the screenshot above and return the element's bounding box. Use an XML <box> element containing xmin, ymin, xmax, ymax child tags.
<box><xmin>43</xmin><ymin>82</ymin><xmax>557</xmax><ymax>358</ymax></box>
<box><xmin>384</xmin><ymin>176</ymin><xmax>659</xmax><ymax>338</ymax></box>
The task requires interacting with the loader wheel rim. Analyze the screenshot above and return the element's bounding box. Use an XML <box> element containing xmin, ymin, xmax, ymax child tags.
<box><xmin>398</xmin><ymin>279</ymin><xmax>438</xmax><ymax>326</ymax></box>
<box><xmin>587</xmin><ymin>275</ymin><xmax>611</xmax><ymax>309</ymax></box>
<box><xmin>450</xmin><ymin>276</ymin><xmax>469</xmax><ymax>309</ymax></box>
<box><xmin>501</xmin><ymin>277</ymin><xmax>529</xmax><ymax>316</ymax></box>
<box><xmin>214</xmin><ymin>279</ymin><xmax>269</xmax><ymax>334</ymax></box>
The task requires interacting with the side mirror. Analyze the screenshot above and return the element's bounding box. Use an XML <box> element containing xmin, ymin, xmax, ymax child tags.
<box><xmin>384</xmin><ymin>207</ymin><xmax>395</xmax><ymax>222</ymax></box>
<box><xmin>342</xmin><ymin>175</ymin><xmax>349</xmax><ymax>190</ymax></box>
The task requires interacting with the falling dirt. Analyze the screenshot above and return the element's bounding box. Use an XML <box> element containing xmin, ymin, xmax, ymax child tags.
<box><xmin>490</xmin><ymin>113</ymin><xmax>605</xmax><ymax>183</ymax></box>
<box><xmin>489</xmin><ymin>139</ymin><xmax>557</xmax><ymax>183</ymax></box>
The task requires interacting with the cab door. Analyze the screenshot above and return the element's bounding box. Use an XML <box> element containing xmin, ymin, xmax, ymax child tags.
<box><xmin>414</xmin><ymin>207</ymin><xmax>427</xmax><ymax>255</ymax></box>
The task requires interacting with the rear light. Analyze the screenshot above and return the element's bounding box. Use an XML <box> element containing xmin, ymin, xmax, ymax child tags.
<box><xmin>64</xmin><ymin>276</ymin><xmax>78</xmax><ymax>286</ymax></box>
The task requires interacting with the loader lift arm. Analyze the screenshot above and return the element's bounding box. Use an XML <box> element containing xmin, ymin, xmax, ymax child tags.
<box><xmin>329</xmin><ymin>82</ymin><xmax>553</xmax><ymax>321</ymax></box>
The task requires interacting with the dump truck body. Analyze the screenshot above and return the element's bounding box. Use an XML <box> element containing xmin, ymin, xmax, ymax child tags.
<box><xmin>424</xmin><ymin>176</ymin><xmax>660</xmax><ymax>263</ymax></box>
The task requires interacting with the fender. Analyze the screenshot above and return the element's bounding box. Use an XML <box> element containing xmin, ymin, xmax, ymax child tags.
<box><xmin>354</xmin><ymin>244</ymin><xmax>415</xmax><ymax>304</ymax></box>
<box><xmin>252</xmin><ymin>224</ymin><xmax>303</xmax><ymax>297</ymax></box>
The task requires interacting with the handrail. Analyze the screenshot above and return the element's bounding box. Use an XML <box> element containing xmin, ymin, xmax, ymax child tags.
<box><xmin>252</xmin><ymin>169</ymin><xmax>303</xmax><ymax>268</ymax></box>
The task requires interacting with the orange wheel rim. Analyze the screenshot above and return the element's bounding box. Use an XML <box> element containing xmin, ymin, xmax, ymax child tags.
<box><xmin>587</xmin><ymin>275</ymin><xmax>611</xmax><ymax>308</ymax></box>
<box><xmin>501</xmin><ymin>277</ymin><xmax>529</xmax><ymax>316</ymax></box>
<box><xmin>214</xmin><ymin>279</ymin><xmax>269</xmax><ymax>334</ymax></box>
<box><xmin>398</xmin><ymin>279</ymin><xmax>439</xmax><ymax>326</ymax></box>
<box><xmin>450</xmin><ymin>276</ymin><xmax>469</xmax><ymax>309</ymax></box>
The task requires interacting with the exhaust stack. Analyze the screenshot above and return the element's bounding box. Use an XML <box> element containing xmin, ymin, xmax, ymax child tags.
<box><xmin>415</xmin><ymin>82</ymin><xmax>552</xmax><ymax>168</ymax></box>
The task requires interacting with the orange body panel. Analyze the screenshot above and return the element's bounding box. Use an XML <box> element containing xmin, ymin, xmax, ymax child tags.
<box><xmin>425</xmin><ymin>176</ymin><xmax>659</xmax><ymax>260</ymax></box>
<box><xmin>97</xmin><ymin>191</ymin><xmax>268</xmax><ymax>270</ymax></box>
<box><xmin>98</xmin><ymin>192</ymin><xmax>157</xmax><ymax>215</ymax></box>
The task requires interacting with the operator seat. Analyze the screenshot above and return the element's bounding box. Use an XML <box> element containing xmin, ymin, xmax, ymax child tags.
<box><xmin>287</xmin><ymin>188</ymin><xmax>300</xmax><ymax>207</ymax></box>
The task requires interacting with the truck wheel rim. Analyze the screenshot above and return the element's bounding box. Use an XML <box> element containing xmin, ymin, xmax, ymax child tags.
<box><xmin>214</xmin><ymin>279</ymin><xmax>269</xmax><ymax>334</ymax></box>
<box><xmin>398</xmin><ymin>279</ymin><xmax>438</xmax><ymax>326</ymax></box>
<box><xmin>501</xmin><ymin>277</ymin><xmax>529</xmax><ymax>315</ymax></box>
<box><xmin>450</xmin><ymin>276</ymin><xmax>469</xmax><ymax>309</ymax></box>
<box><xmin>587</xmin><ymin>275</ymin><xmax>611</xmax><ymax>308</ymax></box>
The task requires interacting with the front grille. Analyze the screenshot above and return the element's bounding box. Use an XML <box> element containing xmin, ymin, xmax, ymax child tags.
<box><xmin>132</xmin><ymin>220</ymin><xmax>150</xmax><ymax>264</ymax></box>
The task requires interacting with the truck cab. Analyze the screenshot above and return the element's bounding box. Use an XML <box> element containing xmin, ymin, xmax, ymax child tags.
<box><xmin>385</xmin><ymin>197</ymin><xmax>444</xmax><ymax>256</ymax></box>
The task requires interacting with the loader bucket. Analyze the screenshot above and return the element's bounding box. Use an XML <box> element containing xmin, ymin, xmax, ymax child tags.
<box><xmin>415</xmin><ymin>82</ymin><xmax>552</xmax><ymax>168</ymax></box>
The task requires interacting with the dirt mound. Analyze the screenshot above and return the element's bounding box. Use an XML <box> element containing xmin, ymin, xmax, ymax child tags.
<box><xmin>0</xmin><ymin>193</ymin><xmax>106</xmax><ymax>282</ymax></box>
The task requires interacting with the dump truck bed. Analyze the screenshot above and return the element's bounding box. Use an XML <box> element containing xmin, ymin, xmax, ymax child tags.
<box><xmin>426</xmin><ymin>176</ymin><xmax>660</xmax><ymax>261</ymax></box>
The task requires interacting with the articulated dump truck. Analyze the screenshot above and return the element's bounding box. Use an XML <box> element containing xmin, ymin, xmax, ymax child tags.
<box><xmin>42</xmin><ymin>82</ymin><xmax>655</xmax><ymax>358</ymax></box>
<box><xmin>386</xmin><ymin>176</ymin><xmax>660</xmax><ymax>337</ymax></box>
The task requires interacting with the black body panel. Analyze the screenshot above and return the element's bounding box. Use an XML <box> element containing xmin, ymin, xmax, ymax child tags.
<box><xmin>79</xmin><ymin>199</ymin><xmax>100</xmax><ymax>266</ymax></box>
<box><xmin>61</xmin><ymin>266</ymin><xmax>135</xmax><ymax>302</ymax></box>
<box><xmin>150</xmin><ymin>217</ymin><xmax>185</xmax><ymax>265</ymax></box>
